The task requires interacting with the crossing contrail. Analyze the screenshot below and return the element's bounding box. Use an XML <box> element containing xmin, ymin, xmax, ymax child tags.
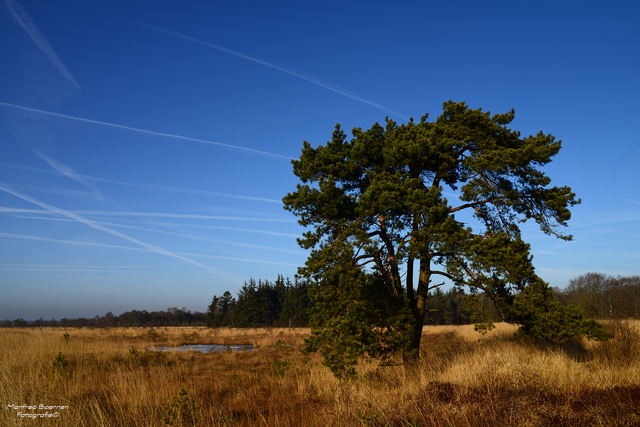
<box><xmin>0</xmin><ymin>184</ymin><xmax>217</xmax><ymax>271</ymax></box>
<box><xmin>0</xmin><ymin>162</ymin><xmax>283</xmax><ymax>203</ymax></box>
<box><xmin>33</xmin><ymin>151</ymin><xmax>104</xmax><ymax>200</ymax></box>
<box><xmin>0</xmin><ymin>102</ymin><xmax>294</xmax><ymax>160</ymax></box>
<box><xmin>138</xmin><ymin>23</ymin><xmax>410</xmax><ymax>121</ymax></box>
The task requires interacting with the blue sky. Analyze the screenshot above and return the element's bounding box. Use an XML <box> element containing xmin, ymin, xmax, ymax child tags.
<box><xmin>1</xmin><ymin>0</ymin><xmax>638</xmax><ymax>320</ymax></box>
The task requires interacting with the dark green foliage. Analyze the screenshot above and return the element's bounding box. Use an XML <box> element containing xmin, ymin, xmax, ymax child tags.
<box><xmin>128</xmin><ymin>346</ymin><xmax>140</xmax><ymax>365</ymax></box>
<box><xmin>206</xmin><ymin>291</ymin><xmax>235</xmax><ymax>327</ymax></box>
<box><xmin>50</xmin><ymin>352</ymin><xmax>69</xmax><ymax>381</ymax></box>
<box><xmin>233</xmin><ymin>278</ymin><xmax>283</xmax><ymax>327</ymax></box>
<box><xmin>232</xmin><ymin>275</ymin><xmax>312</xmax><ymax>327</ymax></box>
<box><xmin>460</xmin><ymin>293</ymin><xmax>496</xmax><ymax>335</ymax></box>
<box><xmin>279</xmin><ymin>277</ymin><xmax>311</xmax><ymax>327</ymax></box>
<box><xmin>205</xmin><ymin>296</ymin><xmax>219</xmax><ymax>328</ymax></box>
<box><xmin>511</xmin><ymin>284</ymin><xmax>608</xmax><ymax>343</ymax></box>
<box><xmin>425</xmin><ymin>287</ymin><xmax>502</xmax><ymax>326</ymax></box>
<box><xmin>232</xmin><ymin>279</ymin><xmax>260</xmax><ymax>327</ymax></box>
<box><xmin>285</xmin><ymin>101</ymin><xmax>603</xmax><ymax>376</ymax></box>
<box><xmin>161</xmin><ymin>388</ymin><xmax>200</xmax><ymax>426</ymax></box>
<box><xmin>303</xmin><ymin>264</ymin><xmax>415</xmax><ymax>379</ymax></box>
<box><xmin>356</xmin><ymin>401</ymin><xmax>381</xmax><ymax>425</ymax></box>
<box><xmin>269</xmin><ymin>358</ymin><xmax>291</xmax><ymax>377</ymax></box>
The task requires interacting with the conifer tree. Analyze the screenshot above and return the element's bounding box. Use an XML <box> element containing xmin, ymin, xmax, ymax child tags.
<box><xmin>279</xmin><ymin>277</ymin><xmax>311</xmax><ymax>327</ymax></box>
<box><xmin>284</xmin><ymin>101</ymin><xmax>606</xmax><ymax>377</ymax></box>
<box><xmin>205</xmin><ymin>295</ymin><xmax>220</xmax><ymax>328</ymax></box>
<box><xmin>234</xmin><ymin>279</ymin><xmax>259</xmax><ymax>327</ymax></box>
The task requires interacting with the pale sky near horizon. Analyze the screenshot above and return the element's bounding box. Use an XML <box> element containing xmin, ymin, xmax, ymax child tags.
<box><xmin>1</xmin><ymin>0</ymin><xmax>639</xmax><ymax>320</ymax></box>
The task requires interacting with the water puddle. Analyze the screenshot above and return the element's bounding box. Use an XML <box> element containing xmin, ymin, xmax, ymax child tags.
<box><xmin>149</xmin><ymin>344</ymin><xmax>254</xmax><ymax>353</ymax></box>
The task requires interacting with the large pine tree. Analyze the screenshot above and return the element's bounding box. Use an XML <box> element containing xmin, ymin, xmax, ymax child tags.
<box><xmin>284</xmin><ymin>101</ymin><xmax>606</xmax><ymax>377</ymax></box>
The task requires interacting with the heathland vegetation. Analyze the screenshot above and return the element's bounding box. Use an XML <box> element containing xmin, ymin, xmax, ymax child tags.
<box><xmin>4</xmin><ymin>272</ymin><xmax>640</xmax><ymax>425</ymax></box>
<box><xmin>2</xmin><ymin>322</ymin><xmax>640</xmax><ymax>426</ymax></box>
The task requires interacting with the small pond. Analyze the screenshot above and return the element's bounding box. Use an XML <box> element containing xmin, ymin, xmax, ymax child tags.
<box><xmin>149</xmin><ymin>344</ymin><xmax>254</xmax><ymax>353</ymax></box>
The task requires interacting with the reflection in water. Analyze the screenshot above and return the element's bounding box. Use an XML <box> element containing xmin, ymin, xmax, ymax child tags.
<box><xmin>149</xmin><ymin>344</ymin><xmax>254</xmax><ymax>353</ymax></box>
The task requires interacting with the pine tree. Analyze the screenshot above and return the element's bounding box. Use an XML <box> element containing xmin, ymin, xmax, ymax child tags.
<box><xmin>205</xmin><ymin>295</ymin><xmax>220</xmax><ymax>328</ymax></box>
<box><xmin>279</xmin><ymin>277</ymin><xmax>311</xmax><ymax>327</ymax></box>
<box><xmin>284</xmin><ymin>101</ymin><xmax>607</xmax><ymax>377</ymax></box>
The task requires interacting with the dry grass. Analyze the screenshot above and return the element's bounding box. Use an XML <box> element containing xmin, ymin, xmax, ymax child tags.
<box><xmin>2</xmin><ymin>321</ymin><xmax>640</xmax><ymax>426</ymax></box>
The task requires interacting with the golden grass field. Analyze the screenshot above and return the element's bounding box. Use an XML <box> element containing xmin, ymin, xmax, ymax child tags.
<box><xmin>2</xmin><ymin>321</ymin><xmax>640</xmax><ymax>426</ymax></box>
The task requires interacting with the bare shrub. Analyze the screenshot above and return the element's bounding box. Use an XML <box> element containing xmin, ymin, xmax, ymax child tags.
<box><xmin>594</xmin><ymin>320</ymin><xmax>640</xmax><ymax>366</ymax></box>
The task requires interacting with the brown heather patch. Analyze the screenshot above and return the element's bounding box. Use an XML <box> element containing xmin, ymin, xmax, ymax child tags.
<box><xmin>2</xmin><ymin>322</ymin><xmax>640</xmax><ymax>426</ymax></box>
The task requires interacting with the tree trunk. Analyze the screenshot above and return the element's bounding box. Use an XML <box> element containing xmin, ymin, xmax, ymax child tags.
<box><xmin>404</xmin><ymin>253</ymin><xmax>431</xmax><ymax>362</ymax></box>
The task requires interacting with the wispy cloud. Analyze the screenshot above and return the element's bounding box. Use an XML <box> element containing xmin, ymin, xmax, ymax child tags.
<box><xmin>153</xmin><ymin>223</ymin><xmax>299</xmax><ymax>238</ymax></box>
<box><xmin>65</xmin><ymin>210</ymin><xmax>295</xmax><ymax>222</ymax></box>
<box><xmin>91</xmin><ymin>176</ymin><xmax>281</xmax><ymax>204</ymax></box>
<box><xmin>0</xmin><ymin>231</ymin><xmax>300</xmax><ymax>268</ymax></box>
<box><xmin>33</xmin><ymin>151</ymin><xmax>104</xmax><ymax>200</ymax></box>
<box><xmin>138</xmin><ymin>23</ymin><xmax>410</xmax><ymax>121</ymax></box>
<box><xmin>0</xmin><ymin>102</ymin><xmax>293</xmax><ymax>159</ymax></box>
<box><xmin>0</xmin><ymin>184</ymin><xmax>216</xmax><ymax>271</ymax></box>
<box><xmin>83</xmin><ymin>219</ymin><xmax>304</xmax><ymax>255</ymax></box>
<box><xmin>0</xmin><ymin>231</ymin><xmax>153</xmax><ymax>252</ymax></box>
<box><xmin>0</xmin><ymin>264</ymin><xmax>148</xmax><ymax>272</ymax></box>
<box><xmin>0</xmin><ymin>207</ymin><xmax>299</xmax><ymax>238</ymax></box>
<box><xmin>174</xmin><ymin>250</ymin><xmax>300</xmax><ymax>267</ymax></box>
<box><xmin>0</xmin><ymin>162</ymin><xmax>282</xmax><ymax>204</ymax></box>
<box><xmin>0</xmin><ymin>206</ymin><xmax>53</xmax><ymax>215</ymax></box>
<box><xmin>0</xmin><ymin>205</ymin><xmax>294</xmax><ymax>223</ymax></box>
<box><xmin>4</xmin><ymin>0</ymin><xmax>80</xmax><ymax>90</ymax></box>
<box><xmin>8</xmin><ymin>185</ymin><xmax>102</xmax><ymax>200</ymax></box>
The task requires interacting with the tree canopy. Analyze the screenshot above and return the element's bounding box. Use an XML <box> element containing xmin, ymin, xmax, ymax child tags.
<box><xmin>284</xmin><ymin>101</ymin><xmax>606</xmax><ymax>378</ymax></box>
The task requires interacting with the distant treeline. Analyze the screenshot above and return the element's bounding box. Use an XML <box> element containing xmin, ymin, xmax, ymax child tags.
<box><xmin>208</xmin><ymin>276</ymin><xmax>501</xmax><ymax>328</ymax></box>
<box><xmin>423</xmin><ymin>273</ymin><xmax>640</xmax><ymax>325</ymax></box>
<box><xmin>4</xmin><ymin>272</ymin><xmax>638</xmax><ymax>329</ymax></box>
<box><xmin>206</xmin><ymin>275</ymin><xmax>312</xmax><ymax>328</ymax></box>
<box><xmin>209</xmin><ymin>273</ymin><xmax>640</xmax><ymax>327</ymax></box>
<box><xmin>3</xmin><ymin>307</ymin><xmax>206</xmax><ymax>328</ymax></box>
<box><xmin>554</xmin><ymin>273</ymin><xmax>640</xmax><ymax>320</ymax></box>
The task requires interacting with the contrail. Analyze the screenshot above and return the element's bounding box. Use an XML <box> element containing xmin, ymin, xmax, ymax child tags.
<box><xmin>0</xmin><ymin>233</ymin><xmax>299</xmax><ymax>267</ymax></box>
<box><xmin>33</xmin><ymin>151</ymin><xmax>104</xmax><ymax>200</ymax></box>
<box><xmin>0</xmin><ymin>205</ymin><xmax>294</xmax><ymax>222</ymax></box>
<box><xmin>0</xmin><ymin>102</ymin><xmax>294</xmax><ymax>160</ymax></box>
<box><xmin>138</xmin><ymin>23</ymin><xmax>410</xmax><ymax>121</ymax></box>
<box><xmin>4</xmin><ymin>0</ymin><xmax>80</xmax><ymax>90</ymax></box>
<box><xmin>0</xmin><ymin>207</ymin><xmax>300</xmax><ymax>237</ymax></box>
<box><xmin>0</xmin><ymin>162</ymin><xmax>282</xmax><ymax>203</ymax></box>
<box><xmin>153</xmin><ymin>223</ymin><xmax>299</xmax><ymax>238</ymax></box>
<box><xmin>0</xmin><ymin>231</ymin><xmax>153</xmax><ymax>252</ymax></box>
<box><xmin>9</xmin><ymin>185</ymin><xmax>102</xmax><ymax>200</ymax></box>
<box><xmin>63</xmin><ymin>211</ymin><xmax>295</xmax><ymax>222</ymax></box>
<box><xmin>173</xmin><ymin>251</ymin><xmax>300</xmax><ymax>267</ymax></box>
<box><xmin>0</xmin><ymin>264</ymin><xmax>148</xmax><ymax>270</ymax></box>
<box><xmin>76</xmin><ymin>219</ymin><xmax>305</xmax><ymax>255</ymax></box>
<box><xmin>91</xmin><ymin>176</ymin><xmax>281</xmax><ymax>204</ymax></box>
<box><xmin>0</xmin><ymin>184</ymin><xmax>217</xmax><ymax>271</ymax></box>
<box><xmin>0</xmin><ymin>207</ymin><xmax>51</xmax><ymax>214</ymax></box>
